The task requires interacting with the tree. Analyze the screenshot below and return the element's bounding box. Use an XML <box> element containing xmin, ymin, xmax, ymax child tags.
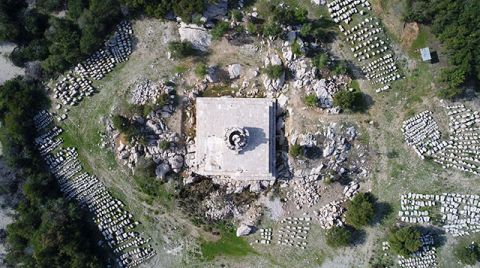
<box><xmin>304</xmin><ymin>94</ymin><xmax>318</xmax><ymax>107</ymax></box>
<box><xmin>454</xmin><ymin>241</ymin><xmax>480</xmax><ymax>265</ymax></box>
<box><xmin>264</xmin><ymin>64</ymin><xmax>284</xmax><ymax>79</ymax></box>
<box><xmin>388</xmin><ymin>226</ymin><xmax>422</xmax><ymax>257</ymax></box>
<box><xmin>345</xmin><ymin>192</ymin><xmax>375</xmax><ymax>228</ymax></box>
<box><xmin>43</xmin><ymin>18</ymin><xmax>82</xmax><ymax>75</ymax></box>
<box><xmin>333</xmin><ymin>89</ymin><xmax>364</xmax><ymax>111</ymax></box>
<box><xmin>0</xmin><ymin>0</ymin><xmax>27</xmax><ymax>42</ymax></box>
<box><xmin>67</xmin><ymin>0</ymin><xmax>88</xmax><ymax>19</ymax></box>
<box><xmin>36</xmin><ymin>0</ymin><xmax>65</xmax><ymax>12</ymax></box>
<box><xmin>326</xmin><ymin>227</ymin><xmax>352</xmax><ymax>248</ymax></box>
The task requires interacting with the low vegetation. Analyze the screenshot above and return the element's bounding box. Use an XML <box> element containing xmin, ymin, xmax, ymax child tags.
<box><xmin>304</xmin><ymin>94</ymin><xmax>318</xmax><ymax>107</ymax></box>
<box><xmin>289</xmin><ymin>143</ymin><xmax>304</xmax><ymax>158</ymax></box>
<box><xmin>264</xmin><ymin>64</ymin><xmax>284</xmax><ymax>79</ymax></box>
<box><xmin>200</xmin><ymin>224</ymin><xmax>255</xmax><ymax>260</ymax></box>
<box><xmin>168</xmin><ymin>41</ymin><xmax>197</xmax><ymax>59</ymax></box>
<box><xmin>454</xmin><ymin>241</ymin><xmax>480</xmax><ymax>265</ymax></box>
<box><xmin>211</xmin><ymin>21</ymin><xmax>230</xmax><ymax>40</ymax></box>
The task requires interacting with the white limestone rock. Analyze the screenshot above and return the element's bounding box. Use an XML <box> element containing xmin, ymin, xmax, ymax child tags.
<box><xmin>178</xmin><ymin>23</ymin><xmax>212</xmax><ymax>52</ymax></box>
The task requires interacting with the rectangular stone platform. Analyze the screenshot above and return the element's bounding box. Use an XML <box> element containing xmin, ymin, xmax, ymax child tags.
<box><xmin>195</xmin><ymin>97</ymin><xmax>276</xmax><ymax>181</ymax></box>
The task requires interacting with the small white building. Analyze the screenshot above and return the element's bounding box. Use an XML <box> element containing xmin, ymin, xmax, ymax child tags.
<box><xmin>420</xmin><ymin>47</ymin><xmax>432</xmax><ymax>62</ymax></box>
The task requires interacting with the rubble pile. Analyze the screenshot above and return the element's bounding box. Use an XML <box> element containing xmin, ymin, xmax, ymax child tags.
<box><xmin>115</xmin><ymin>111</ymin><xmax>185</xmax><ymax>178</ymax></box>
<box><xmin>399</xmin><ymin>193</ymin><xmax>480</xmax><ymax>236</ymax></box>
<box><xmin>398</xmin><ymin>234</ymin><xmax>438</xmax><ymax>268</ymax></box>
<box><xmin>277</xmin><ymin>217</ymin><xmax>311</xmax><ymax>248</ymax></box>
<box><xmin>287</xmin><ymin>124</ymin><xmax>366</xmax><ymax>208</ymax></box>
<box><xmin>403</xmin><ymin>105</ymin><xmax>480</xmax><ymax>175</ymax></box>
<box><xmin>52</xmin><ymin>21</ymin><xmax>133</xmax><ymax>110</ymax></box>
<box><xmin>33</xmin><ymin>111</ymin><xmax>155</xmax><ymax>267</ymax></box>
<box><xmin>130</xmin><ymin>79</ymin><xmax>174</xmax><ymax>106</ymax></box>
<box><xmin>314</xmin><ymin>201</ymin><xmax>345</xmax><ymax>229</ymax></box>
<box><xmin>203</xmin><ymin>191</ymin><xmax>234</xmax><ymax>220</ymax></box>
<box><xmin>326</xmin><ymin>0</ymin><xmax>402</xmax><ymax>92</ymax></box>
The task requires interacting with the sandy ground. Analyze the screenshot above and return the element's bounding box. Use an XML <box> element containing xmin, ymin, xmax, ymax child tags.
<box><xmin>0</xmin><ymin>42</ymin><xmax>24</xmax><ymax>85</ymax></box>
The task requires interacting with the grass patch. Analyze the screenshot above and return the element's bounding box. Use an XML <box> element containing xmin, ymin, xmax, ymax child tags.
<box><xmin>411</xmin><ymin>26</ymin><xmax>428</xmax><ymax>52</ymax></box>
<box><xmin>174</xmin><ymin>65</ymin><xmax>189</xmax><ymax>74</ymax></box>
<box><xmin>202</xmin><ymin>85</ymin><xmax>235</xmax><ymax>97</ymax></box>
<box><xmin>200</xmin><ymin>224</ymin><xmax>255</xmax><ymax>261</ymax></box>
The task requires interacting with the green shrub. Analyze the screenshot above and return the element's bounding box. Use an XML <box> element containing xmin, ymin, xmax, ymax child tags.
<box><xmin>211</xmin><ymin>21</ymin><xmax>229</xmax><ymax>40</ymax></box>
<box><xmin>168</xmin><ymin>41</ymin><xmax>196</xmax><ymax>59</ymax></box>
<box><xmin>333</xmin><ymin>61</ymin><xmax>348</xmax><ymax>75</ymax></box>
<box><xmin>291</xmin><ymin>41</ymin><xmax>302</xmax><ymax>56</ymax></box>
<box><xmin>231</xmin><ymin>10</ymin><xmax>243</xmax><ymax>21</ymax></box>
<box><xmin>289</xmin><ymin>143</ymin><xmax>303</xmax><ymax>158</ymax></box>
<box><xmin>388</xmin><ymin>226</ymin><xmax>422</xmax><ymax>257</ymax></box>
<box><xmin>195</xmin><ymin>64</ymin><xmax>208</xmax><ymax>78</ymax></box>
<box><xmin>159</xmin><ymin>140</ymin><xmax>171</xmax><ymax>150</ymax></box>
<box><xmin>345</xmin><ymin>192</ymin><xmax>375</xmax><ymax>228</ymax></box>
<box><xmin>454</xmin><ymin>241</ymin><xmax>480</xmax><ymax>265</ymax></box>
<box><xmin>304</xmin><ymin>94</ymin><xmax>318</xmax><ymax>107</ymax></box>
<box><xmin>333</xmin><ymin>89</ymin><xmax>364</xmax><ymax>111</ymax></box>
<box><xmin>326</xmin><ymin>227</ymin><xmax>352</xmax><ymax>248</ymax></box>
<box><xmin>246</xmin><ymin>22</ymin><xmax>258</xmax><ymax>34</ymax></box>
<box><xmin>262</xmin><ymin>22</ymin><xmax>282</xmax><ymax>37</ymax></box>
<box><xmin>312</xmin><ymin>53</ymin><xmax>329</xmax><ymax>70</ymax></box>
<box><xmin>264</xmin><ymin>64</ymin><xmax>284</xmax><ymax>79</ymax></box>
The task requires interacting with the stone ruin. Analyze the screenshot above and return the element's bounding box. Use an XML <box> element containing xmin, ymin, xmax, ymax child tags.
<box><xmin>130</xmin><ymin>78</ymin><xmax>175</xmax><ymax>106</ymax></box>
<box><xmin>397</xmin><ymin>234</ymin><xmax>438</xmax><ymax>268</ymax></box>
<box><xmin>326</xmin><ymin>0</ymin><xmax>403</xmax><ymax>93</ymax></box>
<box><xmin>285</xmin><ymin>124</ymin><xmax>366</xmax><ymax>208</ymax></box>
<box><xmin>52</xmin><ymin>21</ymin><xmax>133</xmax><ymax>120</ymax></box>
<box><xmin>403</xmin><ymin>104</ymin><xmax>480</xmax><ymax>175</ymax></box>
<box><xmin>114</xmin><ymin>110</ymin><xmax>185</xmax><ymax>180</ymax></box>
<box><xmin>399</xmin><ymin>192</ymin><xmax>480</xmax><ymax>237</ymax></box>
<box><xmin>33</xmin><ymin>111</ymin><xmax>154</xmax><ymax>267</ymax></box>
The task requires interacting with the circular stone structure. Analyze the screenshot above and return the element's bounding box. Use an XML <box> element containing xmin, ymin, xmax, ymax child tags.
<box><xmin>224</xmin><ymin>127</ymin><xmax>249</xmax><ymax>153</ymax></box>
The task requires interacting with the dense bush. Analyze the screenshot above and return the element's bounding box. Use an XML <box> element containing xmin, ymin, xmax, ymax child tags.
<box><xmin>325</xmin><ymin>227</ymin><xmax>352</xmax><ymax>248</ymax></box>
<box><xmin>454</xmin><ymin>241</ymin><xmax>480</xmax><ymax>265</ymax></box>
<box><xmin>345</xmin><ymin>192</ymin><xmax>375</xmax><ymax>228</ymax></box>
<box><xmin>264</xmin><ymin>64</ymin><xmax>284</xmax><ymax>79</ymax></box>
<box><xmin>388</xmin><ymin>226</ymin><xmax>422</xmax><ymax>257</ymax></box>
<box><xmin>262</xmin><ymin>22</ymin><xmax>282</xmax><ymax>37</ymax></box>
<box><xmin>333</xmin><ymin>89</ymin><xmax>364</xmax><ymax>111</ymax></box>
